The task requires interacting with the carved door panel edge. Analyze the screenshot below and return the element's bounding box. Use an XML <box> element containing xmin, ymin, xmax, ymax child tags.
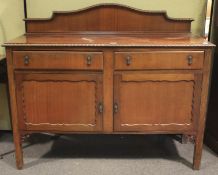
<box><xmin>15</xmin><ymin>72</ymin><xmax>103</xmax><ymax>132</ymax></box>
<box><xmin>113</xmin><ymin>72</ymin><xmax>203</xmax><ymax>132</ymax></box>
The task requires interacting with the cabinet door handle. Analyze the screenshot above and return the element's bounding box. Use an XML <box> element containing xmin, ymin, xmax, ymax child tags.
<box><xmin>86</xmin><ymin>55</ymin><xmax>92</xmax><ymax>66</ymax></box>
<box><xmin>187</xmin><ymin>55</ymin><xmax>193</xmax><ymax>66</ymax></box>
<box><xmin>98</xmin><ymin>102</ymin><xmax>104</xmax><ymax>113</ymax></box>
<box><xmin>114</xmin><ymin>103</ymin><xmax>119</xmax><ymax>113</ymax></box>
<box><xmin>126</xmin><ymin>56</ymin><xmax>132</xmax><ymax>66</ymax></box>
<box><xmin>24</xmin><ymin>55</ymin><xmax>30</xmax><ymax>65</ymax></box>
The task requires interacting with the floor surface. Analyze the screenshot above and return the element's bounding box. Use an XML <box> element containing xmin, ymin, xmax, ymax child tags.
<box><xmin>0</xmin><ymin>132</ymin><xmax>217</xmax><ymax>175</ymax></box>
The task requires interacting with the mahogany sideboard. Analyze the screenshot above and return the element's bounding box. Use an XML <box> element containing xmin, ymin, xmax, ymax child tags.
<box><xmin>3</xmin><ymin>4</ymin><xmax>215</xmax><ymax>170</ymax></box>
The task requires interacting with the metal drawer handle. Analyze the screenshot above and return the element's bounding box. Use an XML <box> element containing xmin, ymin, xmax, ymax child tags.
<box><xmin>98</xmin><ymin>102</ymin><xmax>104</xmax><ymax>113</ymax></box>
<box><xmin>126</xmin><ymin>56</ymin><xmax>132</xmax><ymax>66</ymax></box>
<box><xmin>86</xmin><ymin>55</ymin><xmax>92</xmax><ymax>66</ymax></box>
<box><xmin>24</xmin><ymin>55</ymin><xmax>30</xmax><ymax>65</ymax></box>
<box><xmin>114</xmin><ymin>103</ymin><xmax>119</xmax><ymax>113</ymax></box>
<box><xmin>187</xmin><ymin>55</ymin><xmax>193</xmax><ymax>66</ymax></box>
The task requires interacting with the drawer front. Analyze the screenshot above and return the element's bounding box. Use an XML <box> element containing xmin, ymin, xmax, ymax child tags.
<box><xmin>13</xmin><ymin>51</ymin><xmax>103</xmax><ymax>70</ymax></box>
<box><xmin>115</xmin><ymin>51</ymin><xmax>204</xmax><ymax>70</ymax></box>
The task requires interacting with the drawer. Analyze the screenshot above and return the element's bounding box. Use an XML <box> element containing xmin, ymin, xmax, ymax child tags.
<box><xmin>114</xmin><ymin>51</ymin><xmax>204</xmax><ymax>70</ymax></box>
<box><xmin>13</xmin><ymin>51</ymin><xmax>103</xmax><ymax>70</ymax></box>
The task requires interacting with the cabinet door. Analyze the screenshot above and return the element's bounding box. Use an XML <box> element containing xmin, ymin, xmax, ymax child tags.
<box><xmin>114</xmin><ymin>73</ymin><xmax>202</xmax><ymax>132</ymax></box>
<box><xmin>15</xmin><ymin>73</ymin><xmax>103</xmax><ymax>132</ymax></box>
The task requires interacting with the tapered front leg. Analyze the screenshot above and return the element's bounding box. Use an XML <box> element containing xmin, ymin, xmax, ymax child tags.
<box><xmin>13</xmin><ymin>132</ymin><xmax>23</xmax><ymax>170</ymax></box>
<box><xmin>193</xmin><ymin>49</ymin><xmax>213</xmax><ymax>170</ymax></box>
<box><xmin>193</xmin><ymin>134</ymin><xmax>204</xmax><ymax>170</ymax></box>
<box><xmin>6</xmin><ymin>48</ymin><xmax>24</xmax><ymax>169</ymax></box>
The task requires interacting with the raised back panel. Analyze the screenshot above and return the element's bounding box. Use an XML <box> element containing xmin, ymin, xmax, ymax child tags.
<box><xmin>25</xmin><ymin>4</ymin><xmax>193</xmax><ymax>34</ymax></box>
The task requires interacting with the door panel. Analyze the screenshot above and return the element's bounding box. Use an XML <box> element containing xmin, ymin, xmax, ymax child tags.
<box><xmin>114</xmin><ymin>73</ymin><xmax>202</xmax><ymax>132</ymax></box>
<box><xmin>15</xmin><ymin>73</ymin><xmax>103</xmax><ymax>132</ymax></box>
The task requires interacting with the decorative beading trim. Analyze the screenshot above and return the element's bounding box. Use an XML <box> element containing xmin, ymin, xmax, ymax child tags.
<box><xmin>3</xmin><ymin>43</ymin><xmax>215</xmax><ymax>47</ymax></box>
<box><xmin>121</xmin><ymin>123</ymin><xmax>191</xmax><ymax>126</ymax></box>
<box><xmin>25</xmin><ymin>123</ymin><xmax>95</xmax><ymax>127</ymax></box>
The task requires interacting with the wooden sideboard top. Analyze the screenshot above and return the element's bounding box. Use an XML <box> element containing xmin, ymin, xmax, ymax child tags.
<box><xmin>3</xmin><ymin>34</ymin><xmax>214</xmax><ymax>47</ymax></box>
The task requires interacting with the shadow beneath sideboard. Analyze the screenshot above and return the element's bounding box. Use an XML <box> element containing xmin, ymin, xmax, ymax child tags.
<box><xmin>23</xmin><ymin>133</ymin><xmax>193</xmax><ymax>169</ymax></box>
<box><xmin>0</xmin><ymin>132</ymin><xmax>193</xmax><ymax>169</ymax></box>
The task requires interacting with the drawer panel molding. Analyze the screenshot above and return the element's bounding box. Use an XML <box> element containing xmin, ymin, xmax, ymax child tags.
<box><xmin>13</xmin><ymin>51</ymin><xmax>103</xmax><ymax>70</ymax></box>
<box><xmin>115</xmin><ymin>51</ymin><xmax>204</xmax><ymax>70</ymax></box>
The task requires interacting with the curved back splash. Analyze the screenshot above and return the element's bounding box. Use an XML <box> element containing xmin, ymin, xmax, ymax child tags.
<box><xmin>25</xmin><ymin>4</ymin><xmax>193</xmax><ymax>34</ymax></box>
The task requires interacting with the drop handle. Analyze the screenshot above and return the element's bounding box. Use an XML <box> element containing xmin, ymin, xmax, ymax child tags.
<box><xmin>98</xmin><ymin>102</ymin><xmax>104</xmax><ymax>114</ymax></box>
<box><xmin>114</xmin><ymin>103</ymin><xmax>119</xmax><ymax>113</ymax></box>
<box><xmin>24</xmin><ymin>55</ymin><xmax>30</xmax><ymax>65</ymax></box>
<box><xmin>187</xmin><ymin>55</ymin><xmax>193</xmax><ymax>66</ymax></box>
<box><xmin>86</xmin><ymin>55</ymin><xmax>92</xmax><ymax>66</ymax></box>
<box><xmin>126</xmin><ymin>56</ymin><xmax>132</xmax><ymax>66</ymax></box>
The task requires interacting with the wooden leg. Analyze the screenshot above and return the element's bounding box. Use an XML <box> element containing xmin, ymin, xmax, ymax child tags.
<box><xmin>193</xmin><ymin>49</ymin><xmax>213</xmax><ymax>170</ymax></box>
<box><xmin>193</xmin><ymin>134</ymin><xmax>204</xmax><ymax>170</ymax></box>
<box><xmin>13</xmin><ymin>132</ymin><xmax>23</xmax><ymax>170</ymax></box>
<box><xmin>6</xmin><ymin>49</ymin><xmax>24</xmax><ymax>169</ymax></box>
